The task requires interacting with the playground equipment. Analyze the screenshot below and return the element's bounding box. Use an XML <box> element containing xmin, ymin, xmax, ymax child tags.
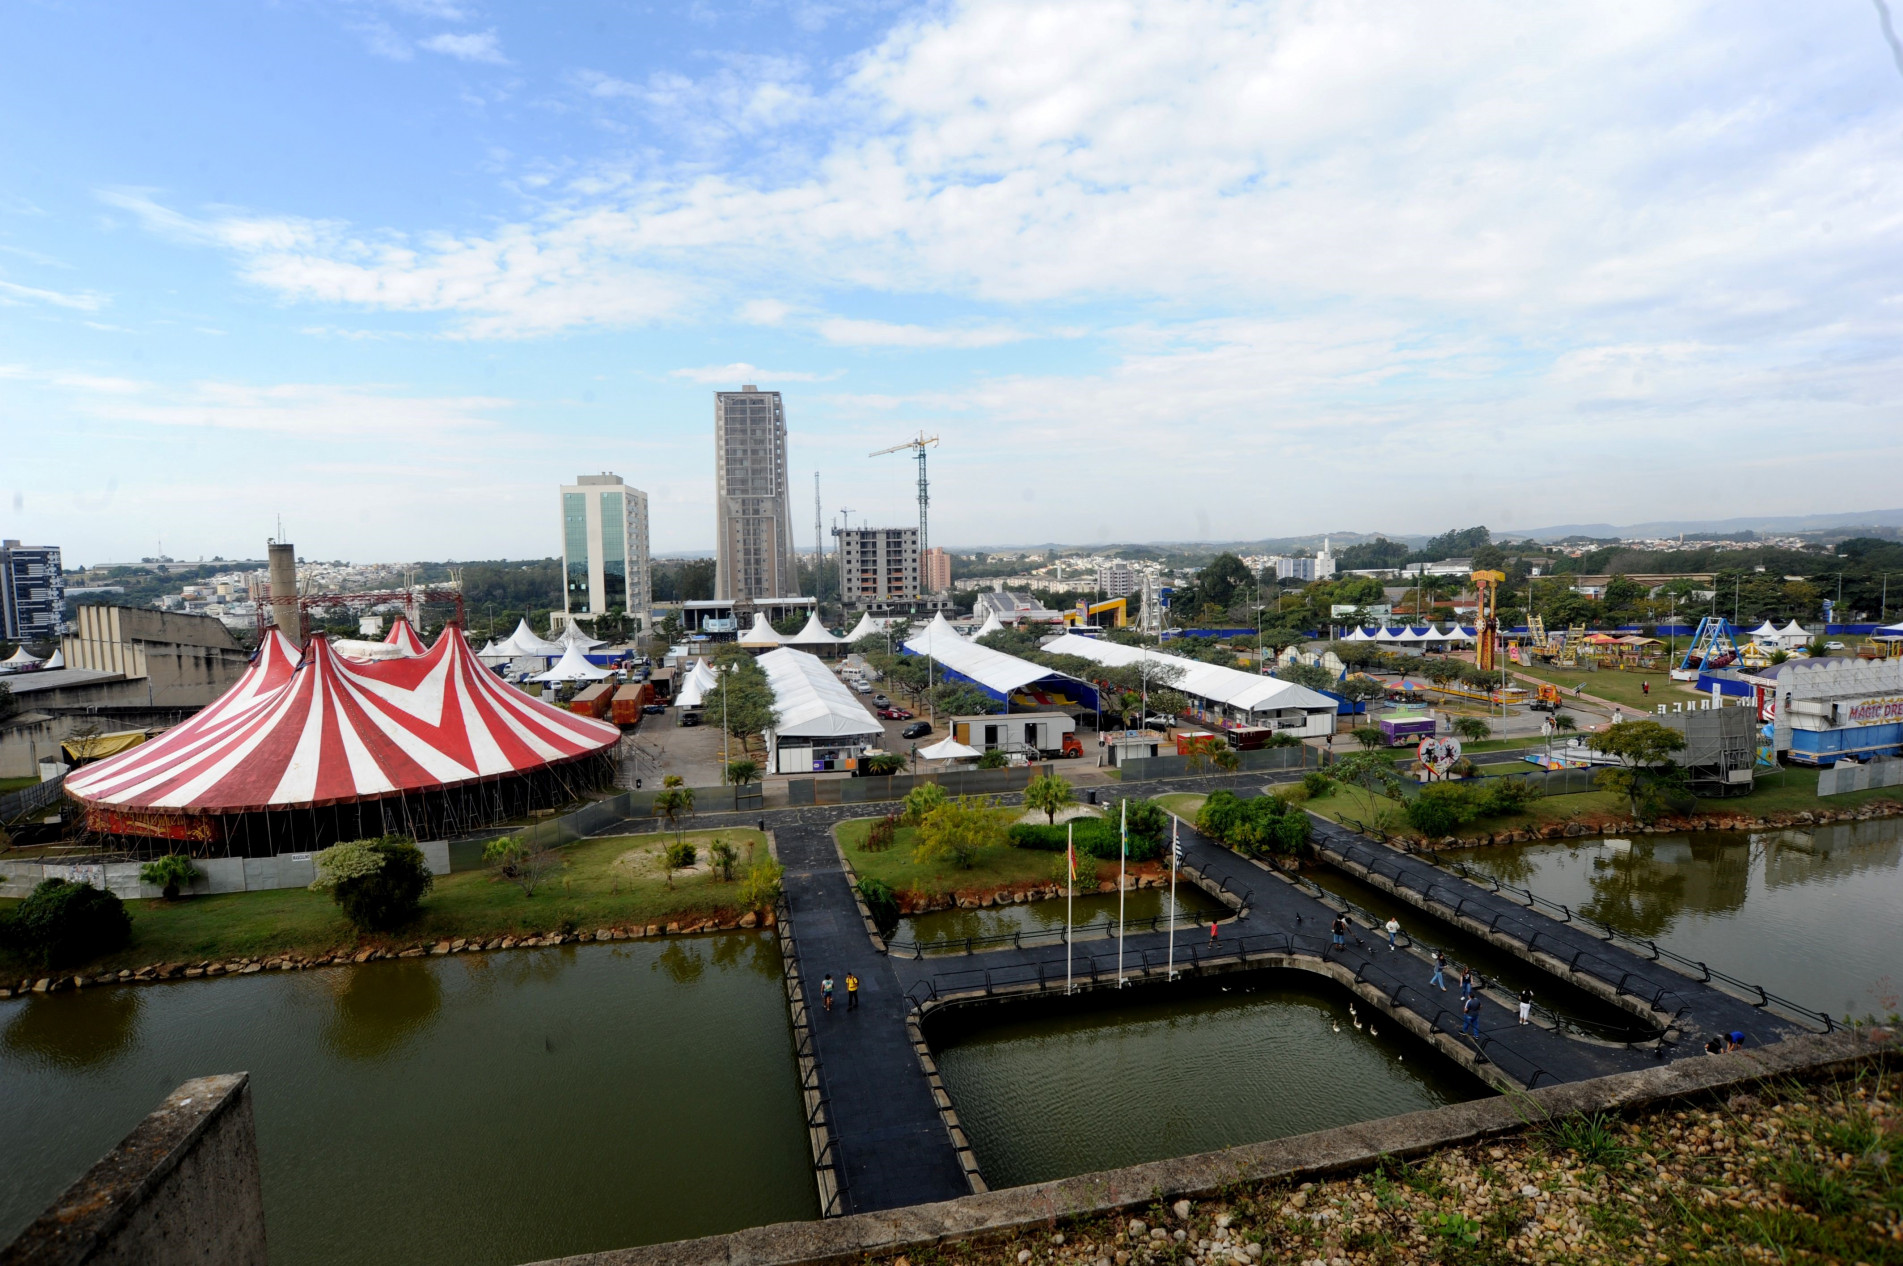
<box><xmin>1471</xmin><ymin>570</ymin><xmax>1506</xmax><ymax>672</ymax></box>
<box><xmin>1673</xmin><ymin>616</ymin><xmax>1742</xmax><ymax>680</ymax></box>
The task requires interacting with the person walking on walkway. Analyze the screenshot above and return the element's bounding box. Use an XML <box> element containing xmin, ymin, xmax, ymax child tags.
<box><xmin>1209</xmin><ymin>920</ymin><xmax>1219</xmax><ymax>946</ymax></box>
<box><xmin>1461</xmin><ymin>993</ymin><xmax>1482</xmax><ymax>1038</ymax></box>
<box><xmin>1459</xmin><ymin>967</ymin><xmax>1474</xmax><ymax>999</ymax></box>
<box><xmin>1429</xmin><ymin>950</ymin><xmax>1447</xmax><ymax>991</ymax></box>
<box><xmin>845</xmin><ymin>971</ymin><xmax>860</xmax><ymax>1011</ymax></box>
<box><xmin>1384</xmin><ymin>917</ymin><xmax>1400</xmax><ymax>950</ymax></box>
<box><xmin>1331</xmin><ymin>916</ymin><xmax>1346</xmax><ymax>950</ymax></box>
<box><xmin>1518</xmin><ymin>988</ymin><xmax>1534</xmax><ymax>1025</ymax></box>
<box><xmin>821</xmin><ymin>972</ymin><xmax>835</xmax><ymax>1012</ymax></box>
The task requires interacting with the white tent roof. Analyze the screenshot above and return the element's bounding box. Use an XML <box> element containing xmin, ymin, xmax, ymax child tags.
<box><xmin>909</xmin><ymin>611</ymin><xmax>966</xmax><ymax>656</ymax></box>
<box><xmin>903</xmin><ymin>625</ymin><xmax>1084</xmax><ymax>699</ymax></box>
<box><xmin>2</xmin><ymin>646</ymin><xmax>44</xmax><ymax>669</ymax></box>
<box><xmin>739</xmin><ymin>613</ymin><xmax>784</xmax><ymax>648</ymax></box>
<box><xmin>759</xmin><ymin>647</ymin><xmax>883</xmax><ymax>739</ymax></box>
<box><xmin>918</xmin><ymin>735</ymin><xmax>982</xmax><ymax>761</ymax></box>
<box><xmin>1779</xmin><ymin>620</ymin><xmax>1809</xmax><ymax>636</ymax></box>
<box><xmin>1749</xmin><ymin>620</ymin><xmax>1781</xmax><ymax>638</ymax></box>
<box><xmin>1373</xmin><ymin>627</ymin><xmax>1399</xmax><ymax>642</ymax></box>
<box><xmin>1395</xmin><ymin>626</ymin><xmax>1424</xmax><ymax>642</ymax></box>
<box><xmin>844</xmin><ymin>612</ymin><xmax>886</xmax><ymax>643</ymax></box>
<box><xmin>1341</xmin><ymin>627</ymin><xmax>1373</xmax><ymax>642</ymax></box>
<box><xmin>1040</xmin><ymin>632</ymin><xmax>1339</xmax><ymax>716</ymax></box>
<box><xmin>532</xmin><ymin>644</ymin><xmax>614</xmax><ymax>683</ymax></box>
<box><xmin>497</xmin><ymin>618</ymin><xmax>563</xmax><ymax>657</ymax></box>
<box><xmin>973</xmin><ymin>610</ymin><xmax>1006</xmax><ymax>639</ymax></box>
<box><xmin>559</xmin><ymin>622</ymin><xmax>605</xmax><ymax>650</ymax></box>
<box><xmin>1442</xmin><ymin>626</ymin><xmax>1474</xmax><ymax>641</ymax></box>
<box><xmin>784</xmin><ymin>612</ymin><xmax>846</xmax><ymax>647</ymax></box>
<box><xmin>676</xmin><ymin>659</ymin><xmax>721</xmax><ymax>708</ymax></box>
<box><xmin>42</xmin><ymin>648</ymin><xmax>64</xmax><ymax>669</ymax></box>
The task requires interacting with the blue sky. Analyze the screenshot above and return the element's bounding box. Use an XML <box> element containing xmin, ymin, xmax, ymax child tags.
<box><xmin>3</xmin><ymin>0</ymin><xmax>1901</xmax><ymax>564</ymax></box>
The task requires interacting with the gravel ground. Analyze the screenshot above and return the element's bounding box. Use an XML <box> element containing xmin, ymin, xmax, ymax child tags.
<box><xmin>879</xmin><ymin>1062</ymin><xmax>1901</xmax><ymax>1266</ymax></box>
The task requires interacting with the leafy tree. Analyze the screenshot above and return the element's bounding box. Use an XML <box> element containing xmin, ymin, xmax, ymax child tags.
<box><xmin>704</xmin><ymin>656</ymin><xmax>780</xmax><ymax>742</ymax></box>
<box><xmin>1276</xmin><ymin>661</ymin><xmax>1336</xmax><ymax>693</ymax></box>
<box><xmin>311</xmin><ymin>836</ymin><xmax>434</xmax><ymax>932</ymax></box>
<box><xmin>1114</xmin><ymin>797</ymin><xmax>1169</xmax><ymax>851</ymax></box>
<box><xmin>1416</xmin><ymin>526</ymin><xmax>1491</xmax><ymax>561</ymax></box>
<box><xmin>1588</xmin><ymin>720</ymin><xmax>1688</xmax><ymax>821</ymax></box>
<box><xmin>912</xmin><ymin>797</ymin><xmax>1007</xmax><ymax>869</ymax></box>
<box><xmin>709</xmin><ymin>840</ymin><xmax>738</xmax><ymax>881</ymax></box>
<box><xmin>1</xmin><ymin>879</ymin><xmax>130</xmax><ymax>967</ymax></box>
<box><xmin>1178</xmin><ymin>733</ymin><xmax>1228</xmax><ymax>776</ymax></box>
<box><xmin>1211</xmin><ymin>745</ymin><xmax>1242</xmax><ymax>772</ymax></box>
<box><xmin>976</xmin><ymin>626</ymin><xmax>1046</xmax><ymax>658</ymax></box>
<box><xmin>738</xmin><ymin>856</ymin><xmax>784</xmax><ymax>909</ymax></box>
<box><xmin>653</xmin><ymin>786</ymin><xmax>695</xmax><ymax>843</ymax></box>
<box><xmin>863</xmin><ymin>752</ymin><xmax>906</xmax><ymax>776</ymax></box>
<box><xmin>1331</xmin><ymin>750</ymin><xmax>1405</xmax><ymax>825</ymax></box>
<box><xmin>1023</xmin><ymin>772</ymin><xmax>1075</xmax><ymax>824</ymax></box>
<box><xmin>138</xmin><ymin>854</ymin><xmax>200</xmax><ymax>900</ymax></box>
<box><xmin>724</xmin><ymin>759</ymin><xmax>760</xmax><ymax>786</ymax></box>
<box><xmin>1193</xmin><ymin>790</ymin><xmax>1310</xmax><ymax>856</ymax></box>
<box><xmin>483</xmin><ymin>836</ymin><xmax>562</xmax><ymax>896</ymax></box>
<box><xmin>977</xmin><ymin>748</ymin><xmax>1009</xmax><ymax>769</ymax></box>
<box><xmin>932</xmin><ymin>682</ymin><xmax>997</xmax><ymax>718</ymax></box>
<box><xmin>1182</xmin><ymin>552</ymin><xmax>1256</xmax><ymax>617</ymax></box>
<box><xmin>1335</xmin><ymin>675</ymin><xmax>1388</xmax><ymax>712</ymax></box>
<box><xmin>1452</xmin><ymin>716</ymin><xmax>1492</xmax><ymax>743</ymax></box>
<box><xmin>1335</xmin><ymin>537</ymin><xmax>1411</xmax><ymax>570</ymax></box>
<box><xmin>902</xmin><ymin>781</ymin><xmax>949</xmax><ymax>824</ymax></box>
<box><xmin>1351</xmin><ymin>725</ymin><xmax>1386</xmax><ymax>750</ymax></box>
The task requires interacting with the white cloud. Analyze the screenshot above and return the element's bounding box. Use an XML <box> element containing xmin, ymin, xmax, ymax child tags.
<box><xmin>353</xmin><ymin>21</ymin><xmax>415</xmax><ymax>61</ymax></box>
<box><xmin>815</xmin><ymin>317</ymin><xmax>1027</xmax><ymax>348</ymax></box>
<box><xmin>419</xmin><ymin>30</ymin><xmax>506</xmax><ymax>64</ymax></box>
<box><xmin>669</xmin><ymin>362</ymin><xmax>841</xmax><ymax>384</ymax></box>
<box><xmin>740</xmin><ymin>298</ymin><xmax>794</xmax><ymax>326</ymax></box>
<box><xmin>0</xmin><ymin>278</ymin><xmax>108</xmax><ymax>311</ymax></box>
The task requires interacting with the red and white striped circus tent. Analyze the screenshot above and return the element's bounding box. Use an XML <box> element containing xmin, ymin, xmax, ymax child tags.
<box><xmin>65</xmin><ymin>626</ymin><xmax>620</xmax><ymax>854</ymax></box>
<box><xmin>385</xmin><ymin>615</ymin><xmax>426</xmax><ymax>656</ymax></box>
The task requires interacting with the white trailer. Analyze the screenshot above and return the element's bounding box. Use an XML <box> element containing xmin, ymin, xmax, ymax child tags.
<box><xmin>950</xmin><ymin>711</ymin><xmax>1082</xmax><ymax>759</ymax></box>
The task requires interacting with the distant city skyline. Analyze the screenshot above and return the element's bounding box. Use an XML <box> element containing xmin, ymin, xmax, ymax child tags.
<box><xmin>3</xmin><ymin>3</ymin><xmax>1900</xmax><ymax>564</ymax></box>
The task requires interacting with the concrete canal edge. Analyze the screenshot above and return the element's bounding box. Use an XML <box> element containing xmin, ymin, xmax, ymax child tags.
<box><xmin>523</xmin><ymin>1026</ymin><xmax>1895</xmax><ymax>1266</ymax></box>
<box><xmin>0</xmin><ymin>1073</ymin><xmax>266</xmax><ymax>1266</ymax></box>
<box><xmin>773</xmin><ymin>891</ymin><xmax>845</xmax><ymax>1219</ymax></box>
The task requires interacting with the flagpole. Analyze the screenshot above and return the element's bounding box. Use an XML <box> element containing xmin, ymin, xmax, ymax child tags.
<box><xmin>1066</xmin><ymin>821</ymin><xmax>1074</xmax><ymax>996</ymax></box>
<box><xmin>1118</xmin><ymin>798</ymin><xmax>1127</xmax><ymax>986</ymax></box>
<box><xmin>1169</xmin><ymin>816</ymin><xmax>1178</xmax><ymax>980</ymax></box>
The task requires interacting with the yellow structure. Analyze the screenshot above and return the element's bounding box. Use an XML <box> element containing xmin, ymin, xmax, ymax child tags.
<box><xmin>1064</xmin><ymin>597</ymin><xmax>1128</xmax><ymax>629</ymax></box>
<box><xmin>1471</xmin><ymin>570</ymin><xmax>1506</xmax><ymax>672</ymax></box>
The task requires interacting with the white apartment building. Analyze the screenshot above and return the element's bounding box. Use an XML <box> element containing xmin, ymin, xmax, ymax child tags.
<box><xmin>560</xmin><ymin>473</ymin><xmax>652</xmax><ymax>629</ymax></box>
<box><xmin>839</xmin><ymin>526</ymin><xmax>920</xmax><ymax>605</ymax></box>
<box><xmin>1096</xmin><ymin>561</ymin><xmax>1137</xmax><ymax>598</ymax></box>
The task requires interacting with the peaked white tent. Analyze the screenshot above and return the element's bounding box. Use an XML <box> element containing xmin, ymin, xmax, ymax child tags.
<box><xmin>558</xmin><ymin>622</ymin><xmax>606</xmax><ymax>650</ymax></box>
<box><xmin>844</xmin><ymin>612</ymin><xmax>886</xmax><ymax>643</ymax></box>
<box><xmin>784</xmin><ymin>612</ymin><xmax>846</xmax><ymax>650</ymax></box>
<box><xmin>1373</xmin><ymin>627</ymin><xmax>1400</xmax><ymax>643</ymax></box>
<box><xmin>918</xmin><ymin>735</ymin><xmax>982</xmax><ymax>762</ymax></box>
<box><xmin>1442</xmin><ymin>626</ymin><xmax>1475</xmax><ymax>642</ymax></box>
<box><xmin>42</xmin><ymin>648</ymin><xmax>65</xmax><ymax>669</ymax></box>
<box><xmin>1395</xmin><ymin>626</ymin><xmax>1425</xmax><ymax>643</ymax></box>
<box><xmin>739</xmin><ymin>613</ymin><xmax>785</xmax><ymax>648</ymax></box>
<box><xmin>1748</xmin><ymin>620</ymin><xmax>1782</xmax><ymax>640</ymax></box>
<box><xmin>532</xmin><ymin>644</ymin><xmax>614</xmax><ymax>683</ymax></box>
<box><xmin>1341</xmin><ymin>627</ymin><xmax>1374</xmax><ymax>642</ymax></box>
<box><xmin>0</xmin><ymin>646</ymin><xmax>43</xmax><ymax>673</ymax></box>
<box><xmin>973</xmin><ymin>610</ymin><xmax>1006</xmax><ymax>639</ymax></box>
<box><xmin>675</xmin><ymin>659</ymin><xmax>720</xmax><ymax>708</ymax></box>
<box><xmin>758</xmin><ymin>647</ymin><xmax>883</xmax><ymax>774</ymax></box>
<box><xmin>909</xmin><ymin>611</ymin><xmax>965</xmax><ymax>656</ymax></box>
<box><xmin>497</xmin><ymin>619</ymin><xmax>563</xmax><ymax>657</ymax></box>
<box><xmin>1777</xmin><ymin>620</ymin><xmax>1810</xmax><ymax>648</ymax></box>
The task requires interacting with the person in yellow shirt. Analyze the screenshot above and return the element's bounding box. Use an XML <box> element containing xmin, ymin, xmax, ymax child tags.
<box><xmin>845</xmin><ymin>971</ymin><xmax>860</xmax><ymax>1011</ymax></box>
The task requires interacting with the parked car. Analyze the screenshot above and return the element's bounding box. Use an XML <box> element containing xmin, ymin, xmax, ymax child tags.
<box><xmin>1825</xmin><ymin>641</ymin><xmax>1846</xmax><ymax>651</ymax></box>
<box><xmin>901</xmin><ymin>720</ymin><xmax>933</xmax><ymax>739</ymax></box>
<box><xmin>873</xmin><ymin>693</ymin><xmax>891</xmax><ymax>708</ymax></box>
<box><xmin>678</xmin><ymin>711</ymin><xmax>701</xmax><ymax>727</ymax></box>
<box><xmin>854</xmin><ymin>681</ymin><xmax>873</xmax><ymax>694</ymax></box>
<box><xmin>878</xmin><ymin>706</ymin><xmax>914</xmax><ymax>720</ymax></box>
<box><xmin>642</xmin><ymin>703</ymin><xmax>666</xmax><ymax>715</ymax></box>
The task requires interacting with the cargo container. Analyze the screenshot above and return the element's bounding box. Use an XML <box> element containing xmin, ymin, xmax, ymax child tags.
<box><xmin>1377</xmin><ymin>712</ymin><xmax>1438</xmax><ymax>746</ymax></box>
<box><xmin>569</xmin><ymin>682</ymin><xmax>615</xmax><ymax>720</ymax></box>
<box><xmin>648</xmin><ymin>667</ymin><xmax>678</xmax><ymax>701</ymax></box>
<box><xmin>611</xmin><ymin>682</ymin><xmax>652</xmax><ymax>728</ymax></box>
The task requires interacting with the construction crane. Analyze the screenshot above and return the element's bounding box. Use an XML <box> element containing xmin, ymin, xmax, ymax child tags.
<box><xmin>869</xmin><ymin>432</ymin><xmax>939</xmax><ymax>597</ymax></box>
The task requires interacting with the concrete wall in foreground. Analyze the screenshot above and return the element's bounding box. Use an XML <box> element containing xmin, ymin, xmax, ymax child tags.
<box><xmin>0</xmin><ymin>1073</ymin><xmax>266</xmax><ymax>1266</ymax></box>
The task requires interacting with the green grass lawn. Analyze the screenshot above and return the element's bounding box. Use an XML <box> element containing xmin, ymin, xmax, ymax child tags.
<box><xmin>0</xmin><ymin>827</ymin><xmax>769</xmax><ymax>978</ymax></box>
<box><xmin>0</xmin><ymin>776</ymin><xmax>39</xmax><ymax>796</ymax></box>
<box><xmin>1507</xmin><ymin>659</ymin><xmax>1686</xmax><ymax>711</ymax></box>
<box><xmin>836</xmin><ymin>816</ymin><xmax>1075</xmax><ymax>897</ymax></box>
<box><xmin>1152</xmin><ymin>792</ymin><xmax>1207</xmax><ymax>820</ymax></box>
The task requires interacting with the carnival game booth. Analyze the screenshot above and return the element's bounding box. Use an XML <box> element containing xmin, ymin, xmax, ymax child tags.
<box><xmin>63</xmin><ymin>626</ymin><xmax>621</xmax><ymax>856</ymax></box>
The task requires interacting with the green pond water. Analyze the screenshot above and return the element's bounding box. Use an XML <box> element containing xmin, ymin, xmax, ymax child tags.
<box><xmin>1451</xmin><ymin>817</ymin><xmax>1903</xmax><ymax>1020</ymax></box>
<box><xmin>0</xmin><ymin>934</ymin><xmax>816</xmax><ymax>1266</ymax></box>
<box><xmin>897</xmin><ymin>885</ymin><xmax>1228</xmax><ymax>949</ymax></box>
<box><xmin>929</xmin><ymin>973</ymin><xmax>1488</xmax><ymax>1190</ymax></box>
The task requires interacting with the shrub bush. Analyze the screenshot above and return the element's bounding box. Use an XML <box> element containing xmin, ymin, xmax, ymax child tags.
<box><xmin>1405</xmin><ymin>783</ymin><xmax>1481</xmax><ymax>836</ymax></box>
<box><xmin>311</xmin><ymin>836</ymin><xmax>434</xmax><ymax>932</ymax></box>
<box><xmin>738</xmin><ymin>857</ymin><xmax>784</xmax><ymax>909</ymax></box>
<box><xmin>1301</xmin><ymin>770</ymin><xmax>1333</xmax><ymax>798</ymax></box>
<box><xmin>138</xmin><ymin>853</ymin><xmax>200</xmax><ymax>900</ymax></box>
<box><xmin>901</xmin><ymin>782</ymin><xmax>949</xmax><ymax>825</ymax></box>
<box><xmin>863</xmin><ymin>753</ymin><xmax>905</xmax><ymax>777</ymax></box>
<box><xmin>856</xmin><ymin>877</ymin><xmax>900</xmax><ymax>937</ymax></box>
<box><xmin>2</xmin><ymin>879</ymin><xmax>131</xmax><ymax>968</ymax></box>
<box><xmin>863</xmin><ymin>814</ymin><xmax>900</xmax><ymax>852</ymax></box>
<box><xmin>1194</xmin><ymin>790</ymin><xmax>1311</xmax><ymax>856</ymax></box>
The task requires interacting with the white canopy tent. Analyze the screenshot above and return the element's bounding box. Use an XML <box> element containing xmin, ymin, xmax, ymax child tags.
<box><xmin>903</xmin><ymin>624</ymin><xmax>1093</xmax><ymax>707</ymax></box>
<box><xmin>558</xmin><ymin>622</ymin><xmax>606</xmax><ymax>650</ymax></box>
<box><xmin>1777</xmin><ymin>620</ymin><xmax>1811</xmax><ymax>648</ymax></box>
<box><xmin>1341</xmin><ymin>627</ymin><xmax>1374</xmax><ymax>642</ymax></box>
<box><xmin>908</xmin><ymin>611</ymin><xmax>965</xmax><ymax>656</ymax></box>
<box><xmin>1442</xmin><ymin>626</ymin><xmax>1475</xmax><ymax>642</ymax></box>
<box><xmin>1041</xmin><ymin>632</ymin><xmax>1339</xmax><ymax>737</ymax></box>
<box><xmin>843</xmin><ymin>611</ymin><xmax>888</xmax><ymax>643</ymax></box>
<box><xmin>41</xmin><ymin>648</ymin><xmax>65</xmax><ymax>669</ymax></box>
<box><xmin>758</xmin><ymin>647</ymin><xmax>884</xmax><ymax>774</ymax></box>
<box><xmin>1748</xmin><ymin>620</ymin><xmax>1782</xmax><ymax>640</ymax></box>
<box><xmin>783</xmin><ymin>612</ymin><xmax>846</xmax><ymax>650</ymax></box>
<box><xmin>496</xmin><ymin>619</ymin><xmax>564</xmax><ymax>657</ymax></box>
<box><xmin>532</xmin><ymin>644</ymin><xmax>614</xmax><ymax>683</ymax></box>
<box><xmin>675</xmin><ymin>659</ymin><xmax>720</xmax><ymax>708</ymax></box>
<box><xmin>917</xmin><ymin>735</ymin><xmax>982</xmax><ymax>761</ymax></box>
<box><xmin>739</xmin><ymin>614</ymin><xmax>785</xmax><ymax>648</ymax></box>
<box><xmin>973</xmin><ymin>610</ymin><xmax>1006</xmax><ymax>639</ymax></box>
<box><xmin>1373</xmin><ymin>627</ymin><xmax>1400</xmax><ymax>643</ymax></box>
<box><xmin>0</xmin><ymin>646</ymin><xmax>44</xmax><ymax>672</ymax></box>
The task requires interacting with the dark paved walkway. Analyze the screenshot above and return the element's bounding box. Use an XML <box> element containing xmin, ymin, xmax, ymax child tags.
<box><xmin>773</xmin><ymin>814</ymin><xmax>970</xmax><ymax>1214</ymax></box>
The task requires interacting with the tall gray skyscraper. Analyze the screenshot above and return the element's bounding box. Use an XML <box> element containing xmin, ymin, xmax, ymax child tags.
<box><xmin>714</xmin><ymin>386</ymin><xmax>798</xmax><ymax>602</ymax></box>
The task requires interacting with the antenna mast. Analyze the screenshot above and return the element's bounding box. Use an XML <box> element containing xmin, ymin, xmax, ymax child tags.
<box><xmin>813</xmin><ymin>472</ymin><xmax>823</xmax><ymax>612</ymax></box>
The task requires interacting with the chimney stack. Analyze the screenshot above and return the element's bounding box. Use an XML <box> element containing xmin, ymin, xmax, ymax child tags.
<box><xmin>267</xmin><ymin>541</ymin><xmax>300</xmax><ymax>640</ymax></box>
